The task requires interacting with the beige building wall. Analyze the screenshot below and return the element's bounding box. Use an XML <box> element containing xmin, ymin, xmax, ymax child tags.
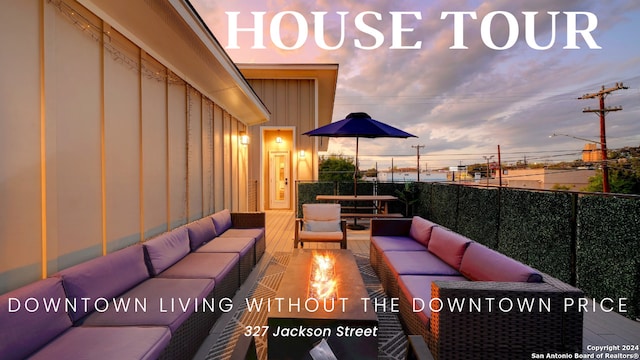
<box><xmin>240</xmin><ymin>65</ymin><xmax>338</xmax><ymax>211</ymax></box>
<box><xmin>249</xmin><ymin>79</ymin><xmax>315</xmax><ymax>210</ymax></box>
<box><xmin>0</xmin><ymin>0</ymin><xmax>267</xmax><ymax>294</ymax></box>
<box><xmin>503</xmin><ymin>169</ymin><xmax>595</xmax><ymax>190</ymax></box>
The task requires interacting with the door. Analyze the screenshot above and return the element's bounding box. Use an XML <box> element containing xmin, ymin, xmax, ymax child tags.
<box><xmin>269</xmin><ymin>151</ymin><xmax>290</xmax><ymax>209</ymax></box>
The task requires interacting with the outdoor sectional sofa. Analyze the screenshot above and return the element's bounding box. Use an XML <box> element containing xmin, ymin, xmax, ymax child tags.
<box><xmin>370</xmin><ymin>216</ymin><xmax>583</xmax><ymax>360</ymax></box>
<box><xmin>0</xmin><ymin>210</ymin><xmax>264</xmax><ymax>360</ymax></box>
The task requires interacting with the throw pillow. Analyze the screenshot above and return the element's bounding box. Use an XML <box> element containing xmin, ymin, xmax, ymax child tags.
<box><xmin>409</xmin><ymin>216</ymin><xmax>436</xmax><ymax>247</ymax></box>
<box><xmin>304</xmin><ymin>220</ymin><xmax>341</xmax><ymax>232</ymax></box>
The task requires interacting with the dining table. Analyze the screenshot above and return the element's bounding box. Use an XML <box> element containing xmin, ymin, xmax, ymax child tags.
<box><xmin>315</xmin><ymin>194</ymin><xmax>398</xmax><ymax>215</ymax></box>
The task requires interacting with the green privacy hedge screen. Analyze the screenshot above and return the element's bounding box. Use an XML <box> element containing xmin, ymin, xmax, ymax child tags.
<box><xmin>575</xmin><ymin>195</ymin><xmax>640</xmax><ymax>320</ymax></box>
<box><xmin>297</xmin><ymin>181</ymin><xmax>639</xmax><ymax>319</ymax></box>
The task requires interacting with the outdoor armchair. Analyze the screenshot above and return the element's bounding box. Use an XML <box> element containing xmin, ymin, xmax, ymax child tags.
<box><xmin>294</xmin><ymin>203</ymin><xmax>347</xmax><ymax>249</ymax></box>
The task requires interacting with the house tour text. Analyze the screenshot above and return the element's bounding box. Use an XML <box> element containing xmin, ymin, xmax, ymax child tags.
<box><xmin>226</xmin><ymin>10</ymin><xmax>602</xmax><ymax>51</ymax></box>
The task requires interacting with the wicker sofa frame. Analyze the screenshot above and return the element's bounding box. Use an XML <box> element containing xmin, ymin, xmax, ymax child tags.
<box><xmin>158</xmin><ymin>286</ymin><xmax>218</xmax><ymax>360</ymax></box>
<box><xmin>370</xmin><ymin>218</ymin><xmax>583</xmax><ymax>360</ymax></box>
<box><xmin>0</xmin><ymin>210</ymin><xmax>265</xmax><ymax>360</ymax></box>
<box><xmin>152</xmin><ymin>210</ymin><xmax>267</xmax><ymax>359</ymax></box>
<box><xmin>231</xmin><ymin>212</ymin><xmax>267</xmax><ymax>263</ymax></box>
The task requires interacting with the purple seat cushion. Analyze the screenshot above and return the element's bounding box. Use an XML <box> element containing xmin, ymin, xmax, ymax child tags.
<box><xmin>211</xmin><ymin>209</ymin><xmax>233</xmax><ymax>235</ymax></box>
<box><xmin>409</xmin><ymin>216</ymin><xmax>437</xmax><ymax>248</ymax></box>
<box><xmin>56</xmin><ymin>244</ymin><xmax>149</xmax><ymax>322</ymax></box>
<box><xmin>28</xmin><ymin>326</ymin><xmax>171</xmax><ymax>360</ymax></box>
<box><xmin>82</xmin><ymin>278</ymin><xmax>214</xmax><ymax>333</ymax></box>
<box><xmin>460</xmin><ymin>242</ymin><xmax>543</xmax><ymax>282</ymax></box>
<box><xmin>0</xmin><ymin>277</ymin><xmax>72</xmax><ymax>360</ymax></box>
<box><xmin>427</xmin><ymin>227</ymin><xmax>472</xmax><ymax>269</ymax></box>
<box><xmin>195</xmin><ymin>237</ymin><xmax>254</xmax><ymax>256</ymax></box>
<box><xmin>157</xmin><ymin>252</ymin><xmax>239</xmax><ymax>281</ymax></box>
<box><xmin>144</xmin><ymin>227</ymin><xmax>190</xmax><ymax>276</ymax></box>
<box><xmin>398</xmin><ymin>274</ymin><xmax>468</xmax><ymax>324</ymax></box>
<box><xmin>371</xmin><ymin>236</ymin><xmax>427</xmax><ymax>252</ymax></box>
<box><xmin>186</xmin><ymin>217</ymin><xmax>218</xmax><ymax>251</ymax></box>
<box><xmin>219</xmin><ymin>228</ymin><xmax>264</xmax><ymax>242</ymax></box>
<box><xmin>384</xmin><ymin>251</ymin><xmax>461</xmax><ymax>276</ymax></box>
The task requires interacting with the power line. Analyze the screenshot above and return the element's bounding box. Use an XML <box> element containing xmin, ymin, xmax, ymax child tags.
<box><xmin>325</xmin><ymin>145</ymin><xmax>639</xmax><ymax>169</ymax></box>
<box><xmin>352</xmin><ymin>149</ymin><xmax>584</xmax><ymax>158</ymax></box>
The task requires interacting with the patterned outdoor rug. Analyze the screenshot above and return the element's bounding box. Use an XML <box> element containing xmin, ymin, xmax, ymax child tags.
<box><xmin>204</xmin><ymin>252</ymin><xmax>407</xmax><ymax>360</ymax></box>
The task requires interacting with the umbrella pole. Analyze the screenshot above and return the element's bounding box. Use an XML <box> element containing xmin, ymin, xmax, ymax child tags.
<box><xmin>354</xmin><ymin>137</ymin><xmax>359</xmax><ymax>197</ymax></box>
<box><xmin>350</xmin><ymin>137</ymin><xmax>365</xmax><ymax>230</ymax></box>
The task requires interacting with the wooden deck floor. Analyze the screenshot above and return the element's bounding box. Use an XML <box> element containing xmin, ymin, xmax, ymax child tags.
<box><xmin>194</xmin><ymin>210</ymin><xmax>640</xmax><ymax>359</ymax></box>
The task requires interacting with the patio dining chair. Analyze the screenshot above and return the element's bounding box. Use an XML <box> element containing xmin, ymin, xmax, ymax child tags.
<box><xmin>294</xmin><ymin>203</ymin><xmax>347</xmax><ymax>249</ymax></box>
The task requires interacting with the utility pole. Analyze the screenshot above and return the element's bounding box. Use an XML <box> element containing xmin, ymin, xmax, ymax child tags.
<box><xmin>483</xmin><ymin>155</ymin><xmax>494</xmax><ymax>187</ymax></box>
<box><xmin>411</xmin><ymin>145</ymin><xmax>425</xmax><ymax>181</ymax></box>
<box><xmin>391</xmin><ymin>158</ymin><xmax>394</xmax><ymax>183</ymax></box>
<box><xmin>578</xmin><ymin>82</ymin><xmax>628</xmax><ymax>193</ymax></box>
<box><xmin>497</xmin><ymin>145</ymin><xmax>502</xmax><ymax>187</ymax></box>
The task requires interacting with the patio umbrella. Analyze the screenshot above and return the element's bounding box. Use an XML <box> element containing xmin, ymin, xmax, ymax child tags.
<box><xmin>303</xmin><ymin>112</ymin><xmax>417</xmax><ymax>196</ymax></box>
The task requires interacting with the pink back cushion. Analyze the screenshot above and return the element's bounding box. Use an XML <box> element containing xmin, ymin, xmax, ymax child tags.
<box><xmin>409</xmin><ymin>216</ymin><xmax>437</xmax><ymax>247</ymax></box>
<box><xmin>144</xmin><ymin>227</ymin><xmax>190</xmax><ymax>275</ymax></box>
<box><xmin>427</xmin><ymin>227</ymin><xmax>472</xmax><ymax>269</ymax></box>
<box><xmin>0</xmin><ymin>277</ymin><xmax>72</xmax><ymax>359</ymax></box>
<box><xmin>460</xmin><ymin>243</ymin><xmax>543</xmax><ymax>282</ymax></box>
<box><xmin>211</xmin><ymin>209</ymin><xmax>232</xmax><ymax>234</ymax></box>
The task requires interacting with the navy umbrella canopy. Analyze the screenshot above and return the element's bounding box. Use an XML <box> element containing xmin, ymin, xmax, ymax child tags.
<box><xmin>303</xmin><ymin>112</ymin><xmax>416</xmax><ymax>139</ymax></box>
<box><xmin>303</xmin><ymin>112</ymin><xmax>417</xmax><ymax>195</ymax></box>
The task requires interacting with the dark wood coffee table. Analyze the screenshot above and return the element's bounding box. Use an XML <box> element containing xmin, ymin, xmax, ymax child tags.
<box><xmin>267</xmin><ymin>249</ymin><xmax>379</xmax><ymax>359</ymax></box>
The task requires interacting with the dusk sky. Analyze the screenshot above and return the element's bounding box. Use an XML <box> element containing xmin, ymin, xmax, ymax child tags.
<box><xmin>191</xmin><ymin>0</ymin><xmax>640</xmax><ymax>170</ymax></box>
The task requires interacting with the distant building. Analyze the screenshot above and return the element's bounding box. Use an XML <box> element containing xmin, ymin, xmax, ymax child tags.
<box><xmin>502</xmin><ymin>169</ymin><xmax>595</xmax><ymax>190</ymax></box>
<box><xmin>377</xmin><ymin>170</ymin><xmax>448</xmax><ymax>183</ymax></box>
<box><xmin>582</xmin><ymin>144</ymin><xmax>603</xmax><ymax>162</ymax></box>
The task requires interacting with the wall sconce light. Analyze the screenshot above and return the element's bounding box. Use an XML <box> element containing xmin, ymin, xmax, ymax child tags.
<box><xmin>239</xmin><ymin>131</ymin><xmax>249</xmax><ymax>145</ymax></box>
<box><xmin>299</xmin><ymin>150</ymin><xmax>306</xmax><ymax>159</ymax></box>
<box><xmin>275</xmin><ymin>136</ymin><xmax>282</xmax><ymax>144</ymax></box>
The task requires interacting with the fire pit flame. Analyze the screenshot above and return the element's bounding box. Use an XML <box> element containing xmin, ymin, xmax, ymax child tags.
<box><xmin>309</xmin><ymin>253</ymin><xmax>338</xmax><ymax>300</ymax></box>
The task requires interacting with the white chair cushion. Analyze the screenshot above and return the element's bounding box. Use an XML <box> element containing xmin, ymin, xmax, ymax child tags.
<box><xmin>304</xmin><ymin>220</ymin><xmax>341</xmax><ymax>232</ymax></box>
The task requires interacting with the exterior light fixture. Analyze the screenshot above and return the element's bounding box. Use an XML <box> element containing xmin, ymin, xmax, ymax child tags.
<box><xmin>276</xmin><ymin>136</ymin><xmax>282</xmax><ymax>144</ymax></box>
<box><xmin>239</xmin><ymin>131</ymin><xmax>249</xmax><ymax>145</ymax></box>
<box><xmin>299</xmin><ymin>150</ymin><xmax>306</xmax><ymax>159</ymax></box>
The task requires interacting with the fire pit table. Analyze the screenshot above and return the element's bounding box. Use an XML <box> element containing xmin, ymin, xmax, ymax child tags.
<box><xmin>267</xmin><ymin>249</ymin><xmax>379</xmax><ymax>359</ymax></box>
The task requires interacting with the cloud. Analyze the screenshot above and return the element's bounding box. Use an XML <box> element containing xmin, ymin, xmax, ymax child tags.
<box><xmin>192</xmin><ymin>0</ymin><xmax>640</xmax><ymax>169</ymax></box>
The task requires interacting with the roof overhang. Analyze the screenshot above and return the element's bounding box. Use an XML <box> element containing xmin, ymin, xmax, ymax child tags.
<box><xmin>77</xmin><ymin>0</ymin><xmax>269</xmax><ymax>125</ymax></box>
<box><xmin>237</xmin><ymin>63</ymin><xmax>339</xmax><ymax>130</ymax></box>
